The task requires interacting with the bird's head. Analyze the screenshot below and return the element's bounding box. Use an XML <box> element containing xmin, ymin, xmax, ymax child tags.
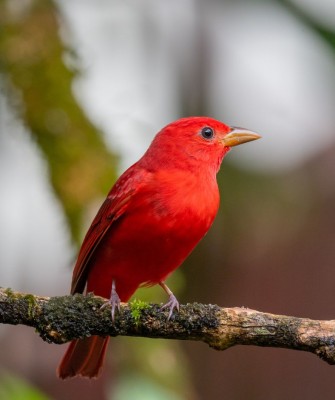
<box><xmin>141</xmin><ymin>116</ymin><xmax>261</xmax><ymax>173</ymax></box>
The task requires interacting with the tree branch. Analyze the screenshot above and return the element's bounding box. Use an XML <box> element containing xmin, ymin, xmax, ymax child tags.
<box><xmin>1</xmin><ymin>287</ymin><xmax>335</xmax><ymax>365</ymax></box>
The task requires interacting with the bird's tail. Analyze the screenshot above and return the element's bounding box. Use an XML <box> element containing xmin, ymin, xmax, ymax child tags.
<box><xmin>57</xmin><ymin>336</ymin><xmax>109</xmax><ymax>379</ymax></box>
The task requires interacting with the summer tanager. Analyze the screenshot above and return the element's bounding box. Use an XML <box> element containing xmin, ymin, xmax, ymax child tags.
<box><xmin>57</xmin><ymin>116</ymin><xmax>260</xmax><ymax>379</ymax></box>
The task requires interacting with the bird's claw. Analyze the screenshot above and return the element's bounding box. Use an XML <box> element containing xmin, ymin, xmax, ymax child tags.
<box><xmin>100</xmin><ymin>285</ymin><xmax>121</xmax><ymax>321</ymax></box>
<box><xmin>160</xmin><ymin>293</ymin><xmax>180</xmax><ymax>320</ymax></box>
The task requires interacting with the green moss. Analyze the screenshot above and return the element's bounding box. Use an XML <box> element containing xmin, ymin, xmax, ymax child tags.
<box><xmin>4</xmin><ymin>288</ymin><xmax>14</xmax><ymax>299</ymax></box>
<box><xmin>130</xmin><ymin>299</ymin><xmax>150</xmax><ymax>326</ymax></box>
<box><xmin>23</xmin><ymin>294</ymin><xmax>38</xmax><ymax>319</ymax></box>
<box><xmin>254</xmin><ymin>327</ymin><xmax>272</xmax><ymax>336</ymax></box>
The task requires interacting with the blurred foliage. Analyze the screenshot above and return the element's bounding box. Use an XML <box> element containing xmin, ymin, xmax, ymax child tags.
<box><xmin>0</xmin><ymin>373</ymin><xmax>49</xmax><ymax>400</ymax></box>
<box><xmin>281</xmin><ymin>0</ymin><xmax>335</xmax><ymax>47</ymax></box>
<box><xmin>0</xmin><ymin>0</ymin><xmax>117</xmax><ymax>243</ymax></box>
<box><xmin>112</xmin><ymin>372</ymin><xmax>183</xmax><ymax>400</ymax></box>
<box><xmin>111</xmin><ymin>336</ymin><xmax>194</xmax><ymax>400</ymax></box>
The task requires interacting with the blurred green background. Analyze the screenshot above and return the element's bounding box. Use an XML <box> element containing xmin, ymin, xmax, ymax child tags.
<box><xmin>1</xmin><ymin>0</ymin><xmax>335</xmax><ymax>399</ymax></box>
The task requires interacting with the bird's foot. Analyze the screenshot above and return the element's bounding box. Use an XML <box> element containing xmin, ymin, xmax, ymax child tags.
<box><xmin>100</xmin><ymin>280</ymin><xmax>121</xmax><ymax>321</ymax></box>
<box><xmin>159</xmin><ymin>281</ymin><xmax>180</xmax><ymax>320</ymax></box>
<box><xmin>160</xmin><ymin>293</ymin><xmax>180</xmax><ymax>320</ymax></box>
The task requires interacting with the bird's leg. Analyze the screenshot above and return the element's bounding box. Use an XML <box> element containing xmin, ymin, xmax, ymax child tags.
<box><xmin>159</xmin><ymin>281</ymin><xmax>180</xmax><ymax>320</ymax></box>
<box><xmin>100</xmin><ymin>280</ymin><xmax>121</xmax><ymax>321</ymax></box>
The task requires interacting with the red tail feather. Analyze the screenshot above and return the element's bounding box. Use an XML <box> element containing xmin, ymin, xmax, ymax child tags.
<box><xmin>57</xmin><ymin>336</ymin><xmax>109</xmax><ymax>379</ymax></box>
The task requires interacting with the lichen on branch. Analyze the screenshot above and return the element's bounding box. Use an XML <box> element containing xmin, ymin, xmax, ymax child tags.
<box><xmin>1</xmin><ymin>287</ymin><xmax>335</xmax><ymax>365</ymax></box>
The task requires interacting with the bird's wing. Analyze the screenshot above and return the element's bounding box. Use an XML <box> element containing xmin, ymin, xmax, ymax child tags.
<box><xmin>70</xmin><ymin>165</ymin><xmax>148</xmax><ymax>294</ymax></box>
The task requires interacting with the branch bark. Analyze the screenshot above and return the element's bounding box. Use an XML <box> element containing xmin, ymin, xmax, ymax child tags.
<box><xmin>1</xmin><ymin>287</ymin><xmax>335</xmax><ymax>365</ymax></box>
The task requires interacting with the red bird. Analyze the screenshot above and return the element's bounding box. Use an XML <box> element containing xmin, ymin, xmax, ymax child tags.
<box><xmin>57</xmin><ymin>116</ymin><xmax>260</xmax><ymax>379</ymax></box>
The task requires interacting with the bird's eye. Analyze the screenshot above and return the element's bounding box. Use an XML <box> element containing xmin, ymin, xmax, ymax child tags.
<box><xmin>201</xmin><ymin>127</ymin><xmax>214</xmax><ymax>140</ymax></box>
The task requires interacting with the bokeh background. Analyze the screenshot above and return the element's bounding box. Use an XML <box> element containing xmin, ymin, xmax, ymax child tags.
<box><xmin>1</xmin><ymin>0</ymin><xmax>335</xmax><ymax>399</ymax></box>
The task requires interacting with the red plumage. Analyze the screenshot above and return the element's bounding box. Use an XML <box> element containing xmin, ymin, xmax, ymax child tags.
<box><xmin>57</xmin><ymin>117</ymin><xmax>260</xmax><ymax>379</ymax></box>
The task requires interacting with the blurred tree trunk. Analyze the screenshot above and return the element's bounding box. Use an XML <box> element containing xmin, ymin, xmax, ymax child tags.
<box><xmin>0</xmin><ymin>0</ymin><xmax>117</xmax><ymax>243</ymax></box>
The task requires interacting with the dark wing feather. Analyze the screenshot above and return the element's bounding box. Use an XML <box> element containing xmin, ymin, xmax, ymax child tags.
<box><xmin>70</xmin><ymin>165</ymin><xmax>148</xmax><ymax>294</ymax></box>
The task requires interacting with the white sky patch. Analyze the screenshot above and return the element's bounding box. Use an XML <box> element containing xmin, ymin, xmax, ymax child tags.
<box><xmin>207</xmin><ymin>1</ymin><xmax>335</xmax><ymax>171</ymax></box>
<box><xmin>59</xmin><ymin>0</ymin><xmax>198</xmax><ymax>172</ymax></box>
<box><xmin>0</xmin><ymin>95</ymin><xmax>72</xmax><ymax>295</ymax></box>
<box><xmin>57</xmin><ymin>0</ymin><xmax>335</xmax><ymax>172</ymax></box>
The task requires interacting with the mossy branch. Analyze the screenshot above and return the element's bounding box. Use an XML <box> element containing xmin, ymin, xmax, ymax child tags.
<box><xmin>1</xmin><ymin>287</ymin><xmax>335</xmax><ymax>365</ymax></box>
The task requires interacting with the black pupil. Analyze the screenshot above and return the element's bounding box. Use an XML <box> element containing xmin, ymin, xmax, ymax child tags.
<box><xmin>201</xmin><ymin>127</ymin><xmax>214</xmax><ymax>139</ymax></box>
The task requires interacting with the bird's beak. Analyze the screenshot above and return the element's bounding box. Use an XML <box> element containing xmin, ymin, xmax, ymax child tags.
<box><xmin>223</xmin><ymin>127</ymin><xmax>261</xmax><ymax>147</ymax></box>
